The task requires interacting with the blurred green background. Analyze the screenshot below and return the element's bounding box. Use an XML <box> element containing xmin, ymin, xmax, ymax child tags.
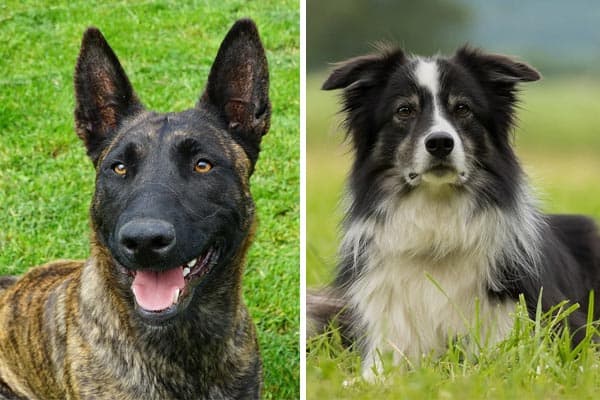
<box><xmin>307</xmin><ymin>0</ymin><xmax>600</xmax><ymax>287</ymax></box>
<box><xmin>307</xmin><ymin>1</ymin><xmax>600</xmax><ymax>397</ymax></box>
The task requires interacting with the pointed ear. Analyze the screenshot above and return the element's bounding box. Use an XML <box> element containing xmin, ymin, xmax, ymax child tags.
<box><xmin>454</xmin><ymin>46</ymin><xmax>541</xmax><ymax>84</ymax></box>
<box><xmin>74</xmin><ymin>28</ymin><xmax>143</xmax><ymax>165</ymax></box>
<box><xmin>199</xmin><ymin>19</ymin><xmax>270</xmax><ymax>165</ymax></box>
<box><xmin>322</xmin><ymin>46</ymin><xmax>405</xmax><ymax>91</ymax></box>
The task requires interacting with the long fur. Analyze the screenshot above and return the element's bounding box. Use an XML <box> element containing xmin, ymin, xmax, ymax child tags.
<box><xmin>310</xmin><ymin>45</ymin><xmax>600</xmax><ymax>380</ymax></box>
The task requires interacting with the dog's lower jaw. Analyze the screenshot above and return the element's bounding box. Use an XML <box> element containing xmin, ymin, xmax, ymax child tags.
<box><xmin>422</xmin><ymin>169</ymin><xmax>461</xmax><ymax>185</ymax></box>
<box><xmin>78</xmin><ymin>255</ymin><xmax>260</xmax><ymax>397</ymax></box>
<box><xmin>406</xmin><ymin>168</ymin><xmax>468</xmax><ymax>190</ymax></box>
<box><xmin>84</xmin><ymin>252</ymin><xmax>230</xmax><ymax>334</ymax></box>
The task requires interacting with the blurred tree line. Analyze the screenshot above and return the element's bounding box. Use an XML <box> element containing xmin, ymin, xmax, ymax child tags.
<box><xmin>307</xmin><ymin>0</ymin><xmax>471</xmax><ymax>71</ymax></box>
<box><xmin>307</xmin><ymin>0</ymin><xmax>600</xmax><ymax>76</ymax></box>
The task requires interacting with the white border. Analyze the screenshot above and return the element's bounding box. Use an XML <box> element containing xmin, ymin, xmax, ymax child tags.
<box><xmin>299</xmin><ymin>0</ymin><xmax>307</xmax><ymax>398</ymax></box>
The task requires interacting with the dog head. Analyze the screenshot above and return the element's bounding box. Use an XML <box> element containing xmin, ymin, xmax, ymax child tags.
<box><xmin>74</xmin><ymin>19</ymin><xmax>270</xmax><ymax>324</ymax></box>
<box><xmin>323</xmin><ymin>46</ymin><xmax>540</xmax><ymax>211</ymax></box>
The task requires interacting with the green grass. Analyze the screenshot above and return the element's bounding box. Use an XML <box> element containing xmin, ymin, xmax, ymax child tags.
<box><xmin>307</xmin><ymin>73</ymin><xmax>600</xmax><ymax>398</ymax></box>
<box><xmin>309</xmin><ymin>297</ymin><xmax>600</xmax><ymax>399</ymax></box>
<box><xmin>0</xmin><ymin>1</ymin><xmax>298</xmax><ymax>398</ymax></box>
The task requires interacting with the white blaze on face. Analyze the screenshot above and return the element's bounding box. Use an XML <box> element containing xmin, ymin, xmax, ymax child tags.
<box><xmin>412</xmin><ymin>59</ymin><xmax>467</xmax><ymax>183</ymax></box>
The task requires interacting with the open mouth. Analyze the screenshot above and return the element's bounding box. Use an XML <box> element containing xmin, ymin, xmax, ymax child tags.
<box><xmin>121</xmin><ymin>245</ymin><xmax>220</xmax><ymax>321</ymax></box>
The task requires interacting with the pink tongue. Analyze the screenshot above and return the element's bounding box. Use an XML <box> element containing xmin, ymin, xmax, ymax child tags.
<box><xmin>131</xmin><ymin>267</ymin><xmax>185</xmax><ymax>311</ymax></box>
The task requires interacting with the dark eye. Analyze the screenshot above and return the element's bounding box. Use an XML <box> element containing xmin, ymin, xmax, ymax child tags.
<box><xmin>112</xmin><ymin>163</ymin><xmax>127</xmax><ymax>177</ymax></box>
<box><xmin>454</xmin><ymin>103</ymin><xmax>471</xmax><ymax>117</ymax></box>
<box><xmin>194</xmin><ymin>159</ymin><xmax>213</xmax><ymax>174</ymax></box>
<box><xmin>395</xmin><ymin>105</ymin><xmax>415</xmax><ymax>119</ymax></box>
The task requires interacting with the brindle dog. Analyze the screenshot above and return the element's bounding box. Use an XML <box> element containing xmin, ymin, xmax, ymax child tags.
<box><xmin>0</xmin><ymin>18</ymin><xmax>270</xmax><ymax>399</ymax></box>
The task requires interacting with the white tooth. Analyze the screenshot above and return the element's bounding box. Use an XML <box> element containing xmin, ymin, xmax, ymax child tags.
<box><xmin>187</xmin><ymin>259</ymin><xmax>196</xmax><ymax>268</ymax></box>
<box><xmin>172</xmin><ymin>288</ymin><xmax>180</xmax><ymax>304</ymax></box>
<box><xmin>183</xmin><ymin>267</ymin><xmax>190</xmax><ymax>277</ymax></box>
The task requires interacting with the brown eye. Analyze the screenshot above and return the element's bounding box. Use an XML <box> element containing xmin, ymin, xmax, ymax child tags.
<box><xmin>194</xmin><ymin>159</ymin><xmax>213</xmax><ymax>174</ymax></box>
<box><xmin>396</xmin><ymin>105</ymin><xmax>414</xmax><ymax>119</ymax></box>
<box><xmin>112</xmin><ymin>163</ymin><xmax>127</xmax><ymax>176</ymax></box>
<box><xmin>454</xmin><ymin>103</ymin><xmax>471</xmax><ymax>117</ymax></box>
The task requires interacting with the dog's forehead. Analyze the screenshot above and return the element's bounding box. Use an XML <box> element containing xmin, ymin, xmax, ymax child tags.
<box><xmin>128</xmin><ymin>111</ymin><xmax>212</xmax><ymax>136</ymax></box>
<box><xmin>392</xmin><ymin>56</ymin><xmax>483</xmax><ymax>102</ymax></box>
<box><xmin>113</xmin><ymin>110</ymin><xmax>236</xmax><ymax>150</ymax></box>
<box><xmin>407</xmin><ymin>56</ymin><xmax>455</xmax><ymax>97</ymax></box>
<box><xmin>386</xmin><ymin>57</ymin><xmax>444</xmax><ymax>99</ymax></box>
<box><xmin>100</xmin><ymin>109</ymin><xmax>252</xmax><ymax>176</ymax></box>
<box><xmin>411</xmin><ymin>57</ymin><xmax>441</xmax><ymax>96</ymax></box>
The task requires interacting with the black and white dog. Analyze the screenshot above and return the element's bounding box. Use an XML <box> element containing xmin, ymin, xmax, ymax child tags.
<box><xmin>309</xmin><ymin>45</ymin><xmax>600</xmax><ymax>381</ymax></box>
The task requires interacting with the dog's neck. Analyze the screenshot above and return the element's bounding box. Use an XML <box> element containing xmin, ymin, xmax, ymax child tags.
<box><xmin>75</xmin><ymin>254</ymin><xmax>256</xmax><ymax>396</ymax></box>
<box><xmin>340</xmin><ymin>182</ymin><xmax>545</xmax><ymax>291</ymax></box>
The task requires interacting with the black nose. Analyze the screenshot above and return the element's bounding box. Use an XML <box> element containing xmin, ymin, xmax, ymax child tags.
<box><xmin>425</xmin><ymin>132</ymin><xmax>454</xmax><ymax>158</ymax></box>
<box><xmin>118</xmin><ymin>218</ymin><xmax>176</xmax><ymax>260</ymax></box>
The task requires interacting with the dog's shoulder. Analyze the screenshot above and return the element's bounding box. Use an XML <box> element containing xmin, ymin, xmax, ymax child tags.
<box><xmin>8</xmin><ymin>260</ymin><xmax>83</xmax><ymax>289</ymax></box>
<box><xmin>547</xmin><ymin>214</ymin><xmax>600</xmax><ymax>268</ymax></box>
<box><xmin>0</xmin><ymin>260</ymin><xmax>82</xmax><ymax>301</ymax></box>
<box><xmin>548</xmin><ymin>214</ymin><xmax>599</xmax><ymax>237</ymax></box>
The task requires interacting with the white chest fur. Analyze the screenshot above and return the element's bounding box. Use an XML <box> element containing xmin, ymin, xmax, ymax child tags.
<box><xmin>341</xmin><ymin>189</ymin><xmax>538</xmax><ymax>379</ymax></box>
<box><xmin>350</xmin><ymin>251</ymin><xmax>516</xmax><ymax>374</ymax></box>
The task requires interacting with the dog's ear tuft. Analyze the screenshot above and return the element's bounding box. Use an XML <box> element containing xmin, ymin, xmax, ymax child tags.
<box><xmin>454</xmin><ymin>46</ymin><xmax>541</xmax><ymax>84</ymax></box>
<box><xmin>321</xmin><ymin>47</ymin><xmax>404</xmax><ymax>159</ymax></box>
<box><xmin>199</xmin><ymin>18</ymin><xmax>270</xmax><ymax>167</ymax></box>
<box><xmin>454</xmin><ymin>46</ymin><xmax>540</xmax><ymax>134</ymax></box>
<box><xmin>74</xmin><ymin>27</ymin><xmax>143</xmax><ymax>166</ymax></box>
<box><xmin>322</xmin><ymin>46</ymin><xmax>405</xmax><ymax>91</ymax></box>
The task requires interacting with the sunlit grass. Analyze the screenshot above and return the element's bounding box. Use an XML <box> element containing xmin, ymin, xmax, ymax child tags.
<box><xmin>308</xmin><ymin>296</ymin><xmax>600</xmax><ymax>399</ymax></box>
<box><xmin>0</xmin><ymin>2</ymin><xmax>299</xmax><ymax>398</ymax></box>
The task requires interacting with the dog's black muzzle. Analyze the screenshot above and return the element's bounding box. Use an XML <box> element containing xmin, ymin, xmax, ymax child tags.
<box><xmin>117</xmin><ymin>218</ymin><xmax>177</xmax><ymax>267</ymax></box>
<box><xmin>109</xmin><ymin>189</ymin><xmax>192</xmax><ymax>271</ymax></box>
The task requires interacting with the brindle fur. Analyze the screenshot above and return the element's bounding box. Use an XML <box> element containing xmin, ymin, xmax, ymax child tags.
<box><xmin>0</xmin><ymin>18</ymin><xmax>270</xmax><ymax>399</ymax></box>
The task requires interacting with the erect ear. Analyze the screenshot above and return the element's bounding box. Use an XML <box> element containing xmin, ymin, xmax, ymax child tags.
<box><xmin>74</xmin><ymin>27</ymin><xmax>143</xmax><ymax>166</ymax></box>
<box><xmin>454</xmin><ymin>46</ymin><xmax>541</xmax><ymax>84</ymax></box>
<box><xmin>322</xmin><ymin>46</ymin><xmax>405</xmax><ymax>91</ymax></box>
<box><xmin>199</xmin><ymin>19</ymin><xmax>270</xmax><ymax>166</ymax></box>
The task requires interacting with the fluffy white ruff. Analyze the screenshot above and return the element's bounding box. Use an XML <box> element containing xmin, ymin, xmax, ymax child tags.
<box><xmin>340</xmin><ymin>186</ymin><xmax>544</xmax><ymax>381</ymax></box>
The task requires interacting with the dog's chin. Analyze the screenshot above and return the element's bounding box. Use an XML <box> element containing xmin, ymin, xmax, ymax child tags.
<box><xmin>134</xmin><ymin>288</ymin><xmax>197</xmax><ymax>326</ymax></box>
<box><xmin>406</xmin><ymin>165</ymin><xmax>468</xmax><ymax>188</ymax></box>
<box><xmin>114</xmin><ymin>245</ymin><xmax>222</xmax><ymax>326</ymax></box>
